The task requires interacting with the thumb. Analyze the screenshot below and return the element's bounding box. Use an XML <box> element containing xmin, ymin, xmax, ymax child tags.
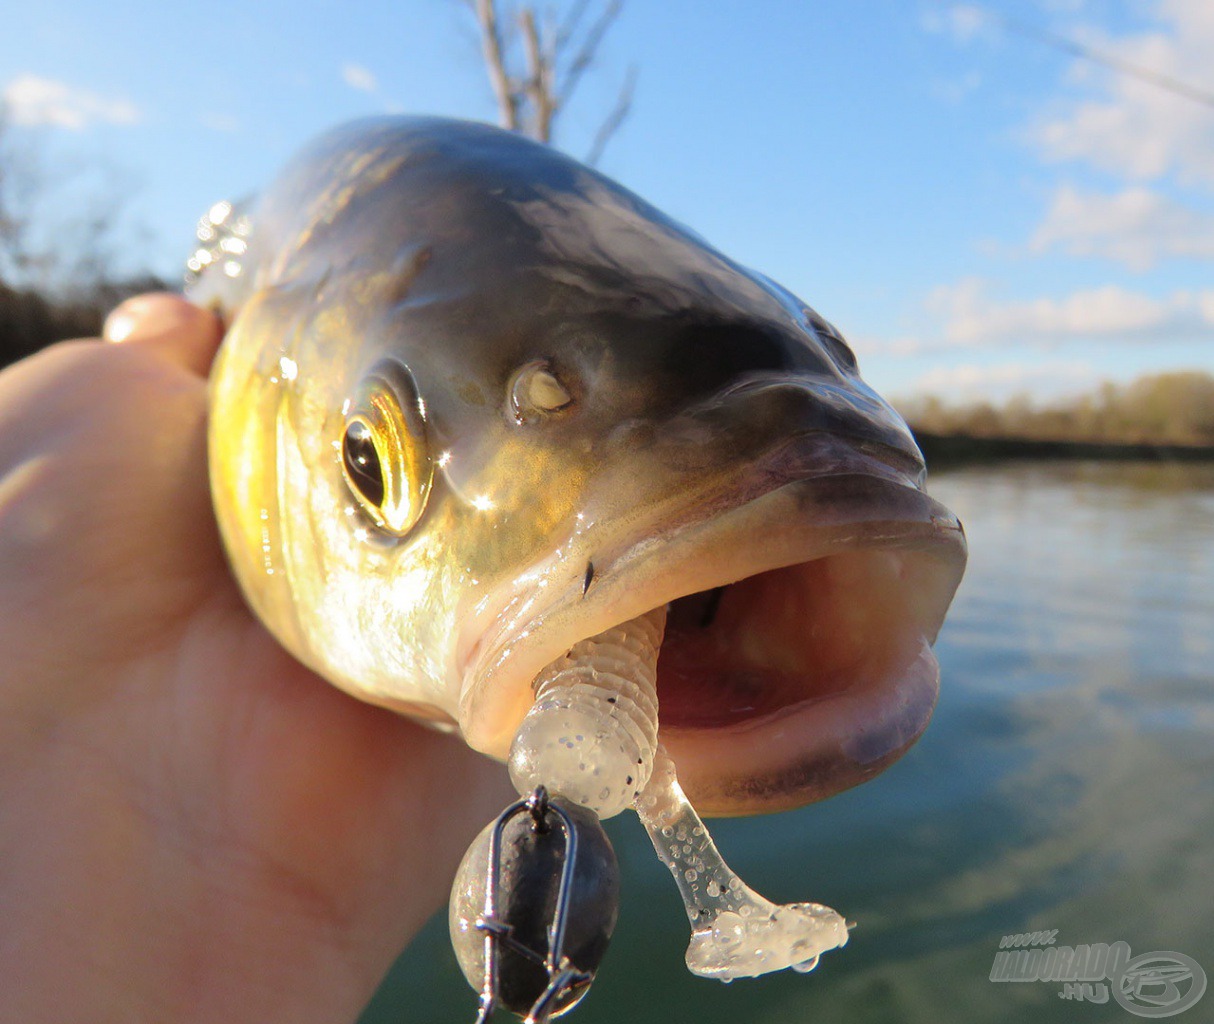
<box><xmin>104</xmin><ymin>293</ymin><xmax>224</xmax><ymax>378</ymax></box>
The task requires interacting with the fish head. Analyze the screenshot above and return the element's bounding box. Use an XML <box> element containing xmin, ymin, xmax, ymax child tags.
<box><xmin>207</xmin><ymin>118</ymin><xmax>966</xmax><ymax>815</ymax></box>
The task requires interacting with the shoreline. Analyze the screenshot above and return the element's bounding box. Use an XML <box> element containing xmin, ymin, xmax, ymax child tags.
<box><xmin>912</xmin><ymin>429</ymin><xmax>1214</xmax><ymax>468</ymax></box>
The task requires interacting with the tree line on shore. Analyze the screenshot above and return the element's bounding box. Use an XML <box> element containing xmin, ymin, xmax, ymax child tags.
<box><xmin>0</xmin><ymin>277</ymin><xmax>165</xmax><ymax>368</ymax></box>
<box><xmin>899</xmin><ymin>370</ymin><xmax>1214</xmax><ymax>447</ymax></box>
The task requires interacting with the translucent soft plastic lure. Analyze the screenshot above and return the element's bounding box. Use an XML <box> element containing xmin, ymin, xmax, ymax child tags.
<box><xmin>450</xmin><ymin>612</ymin><xmax>849</xmax><ymax>1021</ymax></box>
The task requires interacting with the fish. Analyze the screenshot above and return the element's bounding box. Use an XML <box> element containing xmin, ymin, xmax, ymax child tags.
<box><xmin>195</xmin><ymin>116</ymin><xmax>966</xmax><ymax>818</ymax></box>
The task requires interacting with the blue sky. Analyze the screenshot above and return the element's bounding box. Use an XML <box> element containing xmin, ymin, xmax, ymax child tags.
<box><xmin>3</xmin><ymin>0</ymin><xmax>1213</xmax><ymax>404</ymax></box>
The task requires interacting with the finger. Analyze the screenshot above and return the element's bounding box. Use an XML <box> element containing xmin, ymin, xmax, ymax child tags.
<box><xmin>103</xmin><ymin>293</ymin><xmax>224</xmax><ymax>378</ymax></box>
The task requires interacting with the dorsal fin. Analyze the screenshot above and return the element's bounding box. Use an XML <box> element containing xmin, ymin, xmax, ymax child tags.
<box><xmin>184</xmin><ymin>197</ymin><xmax>255</xmax><ymax>321</ymax></box>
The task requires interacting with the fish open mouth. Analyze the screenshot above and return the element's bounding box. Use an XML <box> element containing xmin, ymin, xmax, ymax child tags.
<box><xmin>651</xmin><ymin>542</ymin><xmax>952</xmax><ymax>813</ymax></box>
<box><xmin>458</xmin><ymin>459</ymin><xmax>966</xmax><ymax>816</ymax></box>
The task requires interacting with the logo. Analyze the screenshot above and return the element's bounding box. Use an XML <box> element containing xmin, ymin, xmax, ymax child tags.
<box><xmin>1113</xmin><ymin>952</ymin><xmax>1207</xmax><ymax>1018</ymax></box>
<box><xmin>989</xmin><ymin>932</ymin><xmax>1207</xmax><ymax>1018</ymax></box>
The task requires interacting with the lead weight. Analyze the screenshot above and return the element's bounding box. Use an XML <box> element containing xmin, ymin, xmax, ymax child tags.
<box><xmin>450</xmin><ymin>793</ymin><xmax>620</xmax><ymax>1019</ymax></box>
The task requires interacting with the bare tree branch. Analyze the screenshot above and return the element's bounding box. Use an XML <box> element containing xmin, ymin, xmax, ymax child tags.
<box><xmin>585</xmin><ymin>63</ymin><xmax>636</xmax><ymax>166</ymax></box>
<box><xmin>463</xmin><ymin>0</ymin><xmax>634</xmax><ymax>156</ymax></box>
<box><xmin>558</xmin><ymin>0</ymin><xmax>623</xmax><ymax>108</ymax></box>
<box><xmin>0</xmin><ymin>117</ymin><xmax>43</xmax><ymax>285</ymax></box>
<box><xmin>0</xmin><ymin>114</ymin><xmax>146</xmax><ymax>295</ymax></box>
<box><xmin>472</xmin><ymin>0</ymin><xmax>520</xmax><ymax>130</ymax></box>
<box><xmin>0</xmin><ymin>112</ymin><xmax>164</xmax><ymax>367</ymax></box>
<box><xmin>555</xmin><ymin>0</ymin><xmax>591</xmax><ymax>50</ymax></box>
<box><xmin>518</xmin><ymin>8</ymin><xmax>555</xmax><ymax>142</ymax></box>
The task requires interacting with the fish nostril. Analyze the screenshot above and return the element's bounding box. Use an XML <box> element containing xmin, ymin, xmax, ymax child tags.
<box><xmin>802</xmin><ymin>307</ymin><xmax>859</xmax><ymax>373</ymax></box>
<box><xmin>508</xmin><ymin>360</ymin><xmax>574</xmax><ymax>424</ymax></box>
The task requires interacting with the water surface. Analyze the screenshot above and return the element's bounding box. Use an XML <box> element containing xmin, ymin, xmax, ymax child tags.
<box><xmin>363</xmin><ymin>461</ymin><xmax>1214</xmax><ymax>1023</ymax></box>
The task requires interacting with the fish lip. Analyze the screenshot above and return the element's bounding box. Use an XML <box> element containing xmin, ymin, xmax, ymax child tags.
<box><xmin>456</xmin><ymin>448</ymin><xmax>966</xmax><ymax>813</ymax></box>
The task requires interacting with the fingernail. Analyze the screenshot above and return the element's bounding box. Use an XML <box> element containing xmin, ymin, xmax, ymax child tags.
<box><xmin>103</xmin><ymin>309</ymin><xmax>138</xmax><ymax>342</ymax></box>
<box><xmin>102</xmin><ymin>294</ymin><xmax>184</xmax><ymax>343</ymax></box>
<box><xmin>103</xmin><ymin>295</ymin><xmax>156</xmax><ymax>342</ymax></box>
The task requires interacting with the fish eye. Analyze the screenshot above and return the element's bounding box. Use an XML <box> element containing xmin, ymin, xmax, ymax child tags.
<box><xmin>342</xmin><ymin>419</ymin><xmax>385</xmax><ymax>507</ymax></box>
<box><xmin>509</xmin><ymin>360</ymin><xmax>573</xmax><ymax>423</ymax></box>
<box><xmin>339</xmin><ymin>362</ymin><xmax>433</xmax><ymax>536</ymax></box>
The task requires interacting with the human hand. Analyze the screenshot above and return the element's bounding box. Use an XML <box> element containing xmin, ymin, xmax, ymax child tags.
<box><xmin>0</xmin><ymin>294</ymin><xmax>512</xmax><ymax>1023</ymax></box>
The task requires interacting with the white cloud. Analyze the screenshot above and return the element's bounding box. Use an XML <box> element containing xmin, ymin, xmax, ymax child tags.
<box><xmin>2</xmin><ymin>74</ymin><xmax>140</xmax><ymax>129</ymax></box>
<box><xmin>902</xmin><ymin>359</ymin><xmax>1101</xmax><ymax>403</ymax></box>
<box><xmin>341</xmin><ymin>63</ymin><xmax>378</xmax><ymax>93</ymax></box>
<box><xmin>1030</xmin><ymin>184</ymin><xmax>1214</xmax><ymax>269</ymax></box>
<box><xmin>862</xmin><ymin>274</ymin><xmax>1214</xmax><ymax>358</ymax></box>
<box><xmin>1028</xmin><ymin>0</ymin><xmax>1214</xmax><ymax>186</ymax></box>
<box><xmin>920</xmin><ymin>4</ymin><xmax>990</xmax><ymax>44</ymax></box>
<box><xmin>926</xmin><ymin>277</ymin><xmax>1214</xmax><ymax>347</ymax></box>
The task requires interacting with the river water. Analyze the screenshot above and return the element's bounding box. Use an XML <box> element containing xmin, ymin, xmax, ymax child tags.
<box><xmin>362</xmin><ymin>461</ymin><xmax>1214</xmax><ymax>1024</ymax></box>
